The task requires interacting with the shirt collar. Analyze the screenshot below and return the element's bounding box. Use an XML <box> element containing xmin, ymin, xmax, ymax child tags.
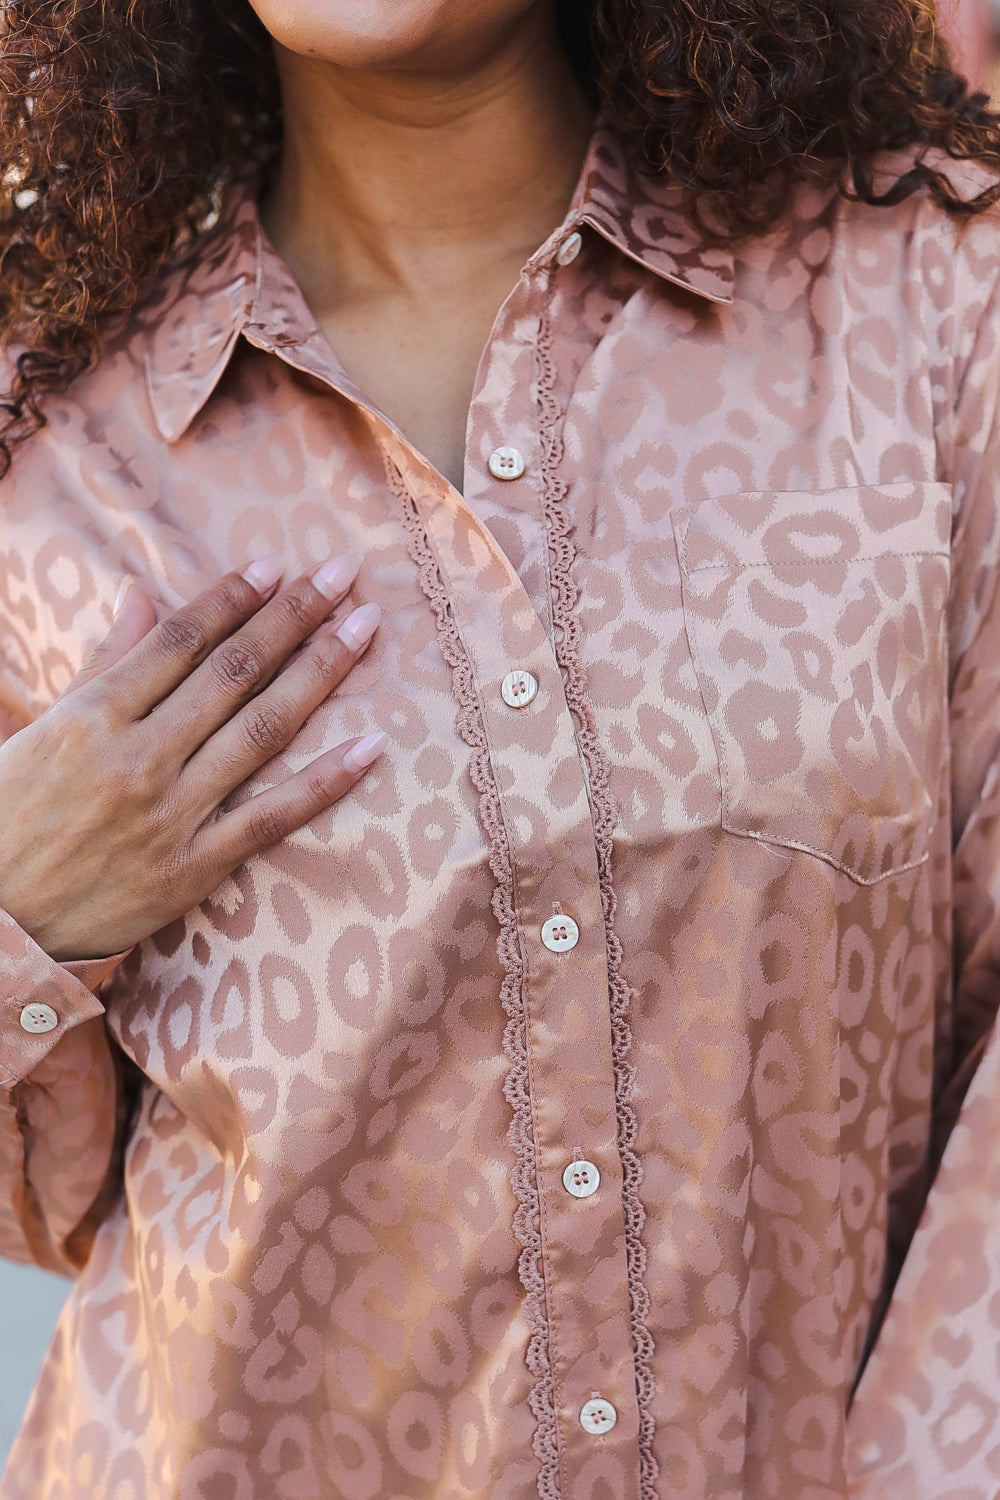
<box><xmin>140</xmin><ymin>196</ymin><xmax>260</xmax><ymax>444</ymax></box>
<box><xmin>142</xmin><ymin>120</ymin><xmax>736</xmax><ymax>444</ymax></box>
<box><xmin>555</xmin><ymin>124</ymin><xmax>736</xmax><ymax>305</ymax></box>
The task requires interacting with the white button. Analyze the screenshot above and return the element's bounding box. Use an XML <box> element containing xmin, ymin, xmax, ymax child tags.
<box><xmin>580</xmin><ymin>1398</ymin><xmax>617</xmax><ymax>1435</ymax></box>
<box><xmin>19</xmin><ymin>1003</ymin><xmax>59</xmax><ymax>1034</ymax></box>
<box><xmin>541</xmin><ymin>914</ymin><xmax>579</xmax><ymax>953</ymax></box>
<box><xmin>563</xmin><ymin>1160</ymin><xmax>600</xmax><ymax>1198</ymax></box>
<box><xmin>488</xmin><ymin>446</ymin><xmax>526</xmax><ymax>481</ymax></box>
<box><xmin>556</xmin><ymin>231</ymin><xmax>582</xmax><ymax>266</ymax></box>
<box><xmin>501</xmin><ymin>670</ymin><xmax>538</xmax><ymax>709</ymax></box>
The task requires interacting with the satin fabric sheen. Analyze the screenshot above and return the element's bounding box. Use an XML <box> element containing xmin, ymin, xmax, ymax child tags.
<box><xmin>0</xmin><ymin>124</ymin><xmax>999</xmax><ymax>1499</ymax></box>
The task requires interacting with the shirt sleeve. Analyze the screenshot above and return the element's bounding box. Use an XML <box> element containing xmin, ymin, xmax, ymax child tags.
<box><xmin>0</xmin><ymin>686</ymin><xmax>132</xmax><ymax>1275</ymax></box>
<box><xmin>846</xmin><ymin>215</ymin><xmax>1000</xmax><ymax>1497</ymax></box>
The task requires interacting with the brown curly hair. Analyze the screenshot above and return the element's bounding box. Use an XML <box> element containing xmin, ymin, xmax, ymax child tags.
<box><xmin>0</xmin><ymin>0</ymin><xmax>997</xmax><ymax>476</ymax></box>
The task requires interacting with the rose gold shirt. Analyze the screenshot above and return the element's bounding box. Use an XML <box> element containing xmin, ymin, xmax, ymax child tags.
<box><xmin>0</xmin><ymin>125</ymin><xmax>999</xmax><ymax>1500</ymax></box>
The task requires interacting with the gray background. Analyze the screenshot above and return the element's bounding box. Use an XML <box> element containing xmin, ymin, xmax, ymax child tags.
<box><xmin>0</xmin><ymin>1260</ymin><xmax>69</xmax><ymax>1469</ymax></box>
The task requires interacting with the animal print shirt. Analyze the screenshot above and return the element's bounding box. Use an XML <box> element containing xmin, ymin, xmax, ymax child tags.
<box><xmin>0</xmin><ymin>122</ymin><xmax>999</xmax><ymax>1500</ymax></box>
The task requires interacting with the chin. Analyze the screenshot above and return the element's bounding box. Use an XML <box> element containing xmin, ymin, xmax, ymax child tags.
<box><xmin>246</xmin><ymin>0</ymin><xmax>541</xmax><ymax>71</ymax></box>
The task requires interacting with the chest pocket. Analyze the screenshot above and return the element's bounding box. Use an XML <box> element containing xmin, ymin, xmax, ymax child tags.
<box><xmin>672</xmin><ymin>482</ymin><xmax>952</xmax><ymax>885</ymax></box>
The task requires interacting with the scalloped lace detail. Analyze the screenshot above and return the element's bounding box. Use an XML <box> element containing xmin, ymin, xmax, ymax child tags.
<box><xmin>386</xmin><ymin>456</ymin><xmax>562</xmax><ymax>1499</ymax></box>
<box><xmin>535</xmin><ymin>293</ymin><xmax>659</xmax><ymax>1498</ymax></box>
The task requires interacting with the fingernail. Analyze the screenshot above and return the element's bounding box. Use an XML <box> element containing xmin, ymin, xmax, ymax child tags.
<box><xmin>113</xmin><ymin>576</ymin><xmax>134</xmax><ymax>619</ymax></box>
<box><xmin>313</xmin><ymin>553</ymin><xmax>360</xmax><ymax>601</ymax></box>
<box><xmin>343</xmin><ymin>730</ymin><xmax>388</xmax><ymax>774</ymax></box>
<box><xmin>242</xmin><ymin>554</ymin><xmax>284</xmax><ymax>593</ymax></box>
<box><xmin>336</xmin><ymin>602</ymin><xmax>381</xmax><ymax>651</ymax></box>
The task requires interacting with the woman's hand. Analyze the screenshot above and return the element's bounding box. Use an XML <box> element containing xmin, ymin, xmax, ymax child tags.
<box><xmin>0</xmin><ymin>554</ymin><xmax>385</xmax><ymax>962</ymax></box>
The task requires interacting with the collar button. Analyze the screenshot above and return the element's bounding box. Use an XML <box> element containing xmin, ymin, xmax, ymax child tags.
<box><xmin>556</xmin><ymin>231</ymin><xmax>582</xmax><ymax>266</ymax></box>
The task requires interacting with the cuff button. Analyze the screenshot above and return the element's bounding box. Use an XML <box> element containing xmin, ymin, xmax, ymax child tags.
<box><xmin>20</xmin><ymin>1003</ymin><xmax>59</xmax><ymax>1034</ymax></box>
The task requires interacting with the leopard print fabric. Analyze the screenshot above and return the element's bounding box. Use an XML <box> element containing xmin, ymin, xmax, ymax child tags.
<box><xmin>0</xmin><ymin>124</ymin><xmax>999</xmax><ymax>1499</ymax></box>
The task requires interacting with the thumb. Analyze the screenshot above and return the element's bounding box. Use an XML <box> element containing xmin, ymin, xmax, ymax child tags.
<box><xmin>63</xmin><ymin>577</ymin><xmax>159</xmax><ymax>696</ymax></box>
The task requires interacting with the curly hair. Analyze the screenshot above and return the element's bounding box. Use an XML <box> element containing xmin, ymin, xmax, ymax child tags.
<box><xmin>0</xmin><ymin>0</ymin><xmax>997</xmax><ymax>476</ymax></box>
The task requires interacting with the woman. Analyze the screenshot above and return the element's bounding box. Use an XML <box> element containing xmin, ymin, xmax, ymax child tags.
<box><xmin>0</xmin><ymin>1</ymin><xmax>998</xmax><ymax>1496</ymax></box>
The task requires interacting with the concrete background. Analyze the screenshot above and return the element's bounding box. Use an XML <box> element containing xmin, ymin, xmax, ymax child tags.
<box><xmin>0</xmin><ymin>1259</ymin><xmax>69</xmax><ymax>1469</ymax></box>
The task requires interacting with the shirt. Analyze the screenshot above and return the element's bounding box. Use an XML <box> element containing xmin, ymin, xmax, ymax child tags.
<box><xmin>0</xmin><ymin>121</ymin><xmax>999</xmax><ymax>1500</ymax></box>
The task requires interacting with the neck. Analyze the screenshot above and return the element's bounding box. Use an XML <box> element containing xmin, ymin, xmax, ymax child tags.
<box><xmin>263</xmin><ymin>10</ymin><xmax>594</xmax><ymax>301</ymax></box>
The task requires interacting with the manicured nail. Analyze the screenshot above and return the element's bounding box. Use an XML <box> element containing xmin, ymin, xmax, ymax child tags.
<box><xmin>113</xmin><ymin>576</ymin><xmax>134</xmax><ymax>619</ymax></box>
<box><xmin>343</xmin><ymin>731</ymin><xmax>388</xmax><ymax>774</ymax></box>
<box><xmin>242</xmin><ymin>554</ymin><xmax>284</xmax><ymax>593</ymax></box>
<box><xmin>313</xmin><ymin>553</ymin><xmax>360</xmax><ymax>601</ymax></box>
<box><xmin>336</xmin><ymin>602</ymin><xmax>381</xmax><ymax>651</ymax></box>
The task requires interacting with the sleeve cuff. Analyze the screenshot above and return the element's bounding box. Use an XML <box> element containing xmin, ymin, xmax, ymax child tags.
<box><xmin>0</xmin><ymin>907</ymin><xmax>129</xmax><ymax>1087</ymax></box>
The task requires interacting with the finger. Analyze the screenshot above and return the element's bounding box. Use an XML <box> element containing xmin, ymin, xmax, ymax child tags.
<box><xmin>154</xmin><ymin>554</ymin><xmax>360</xmax><ymax>750</ymax></box>
<box><xmin>204</xmin><ymin>731</ymin><xmax>388</xmax><ymax>870</ymax></box>
<box><xmin>183</xmin><ymin>602</ymin><xmax>381</xmax><ymax>808</ymax></box>
<box><xmin>63</xmin><ymin>579</ymin><xmax>159</xmax><ymax>697</ymax></box>
<box><xmin>100</xmin><ymin>555</ymin><xmax>285</xmax><ymax>716</ymax></box>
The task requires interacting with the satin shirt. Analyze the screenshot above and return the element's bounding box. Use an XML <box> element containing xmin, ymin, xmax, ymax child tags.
<box><xmin>1</xmin><ymin>125</ymin><xmax>1000</xmax><ymax>1500</ymax></box>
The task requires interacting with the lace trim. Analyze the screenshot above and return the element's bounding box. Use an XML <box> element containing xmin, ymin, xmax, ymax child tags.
<box><xmin>386</xmin><ymin>457</ymin><xmax>562</xmax><ymax>1499</ymax></box>
<box><xmin>536</xmin><ymin>294</ymin><xmax>659</xmax><ymax>1497</ymax></box>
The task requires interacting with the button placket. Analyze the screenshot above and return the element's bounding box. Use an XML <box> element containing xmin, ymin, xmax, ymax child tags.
<box><xmin>387</xmin><ymin>326</ymin><xmax>642</xmax><ymax>1487</ymax></box>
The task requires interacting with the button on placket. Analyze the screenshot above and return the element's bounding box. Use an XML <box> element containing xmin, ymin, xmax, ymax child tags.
<box><xmin>563</xmin><ymin>1159</ymin><xmax>600</xmax><ymax>1198</ymax></box>
<box><xmin>541</xmin><ymin>913</ymin><xmax>580</xmax><ymax>953</ymax></box>
<box><xmin>580</xmin><ymin>1397</ymin><xmax>618</xmax><ymax>1435</ymax></box>
<box><xmin>488</xmin><ymin>446</ymin><xmax>526</xmax><ymax>481</ymax></box>
<box><xmin>501</xmin><ymin>669</ymin><xmax>538</xmax><ymax>709</ymax></box>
